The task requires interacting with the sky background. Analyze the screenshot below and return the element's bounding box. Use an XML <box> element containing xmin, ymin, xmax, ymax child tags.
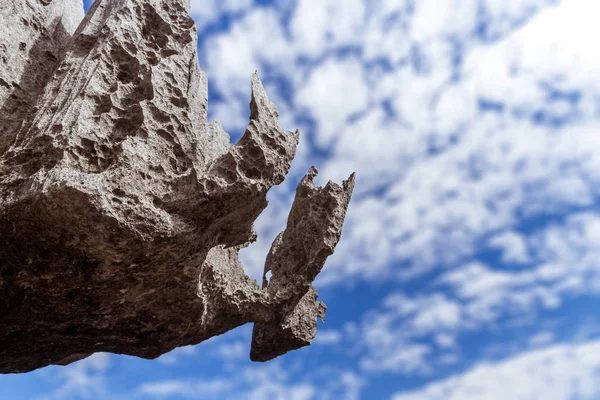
<box><xmin>3</xmin><ymin>0</ymin><xmax>600</xmax><ymax>398</ymax></box>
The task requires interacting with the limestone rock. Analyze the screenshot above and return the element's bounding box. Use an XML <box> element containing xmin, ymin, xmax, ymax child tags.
<box><xmin>0</xmin><ymin>0</ymin><xmax>354</xmax><ymax>373</ymax></box>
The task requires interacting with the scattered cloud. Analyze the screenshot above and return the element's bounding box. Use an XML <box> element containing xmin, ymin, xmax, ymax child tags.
<box><xmin>290</xmin><ymin>0</ymin><xmax>366</xmax><ymax>57</ymax></box>
<box><xmin>138</xmin><ymin>378</ymin><xmax>232</xmax><ymax>399</ymax></box>
<box><xmin>350</xmin><ymin>211</ymin><xmax>600</xmax><ymax>375</ymax></box>
<box><xmin>488</xmin><ymin>230</ymin><xmax>530</xmax><ymax>264</ymax></box>
<box><xmin>136</xmin><ymin>362</ymin><xmax>361</xmax><ymax>400</ymax></box>
<box><xmin>296</xmin><ymin>57</ymin><xmax>370</xmax><ymax>148</ymax></box>
<box><xmin>528</xmin><ymin>331</ymin><xmax>555</xmax><ymax>348</ymax></box>
<box><xmin>211</xmin><ymin>341</ymin><xmax>247</xmax><ymax>361</ymax></box>
<box><xmin>156</xmin><ymin>346</ymin><xmax>197</xmax><ymax>366</ymax></box>
<box><xmin>312</xmin><ymin>329</ymin><xmax>343</xmax><ymax>346</ymax></box>
<box><xmin>189</xmin><ymin>0</ymin><xmax>253</xmax><ymax>31</ymax></box>
<box><xmin>392</xmin><ymin>339</ymin><xmax>600</xmax><ymax>400</ymax></box>
<box><xmin>36</xmin><ymin>354</ymin><xmax>111</xmax><ymax>400</ymax></box>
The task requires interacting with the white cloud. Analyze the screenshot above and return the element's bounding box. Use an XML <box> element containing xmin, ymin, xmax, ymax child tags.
<box><xmin>410</xmin><ymin>0</ymin><xmax>478</xmax><ymax>42</ymax></box>
<box><xmin>212</xmin><ymin>341</ymin><xmax>247</xmax><ymax>361</ymax></box>
<box><xmin>290</xmin><ymin>0</ymin><xmax>366</xmax><ymax>57</ymax></box>
<box><xmin>410</xmin><ymin>299</ymin><xmax>462</xmax><ymax>334</ymax></box>
<box><xmin>360</xmin><ymin>342</ymin><xmax>432</xmax><ymax>375</ymax></box>
<box><xmin>313</xmin><ymin>329</ymin><xmax>343</xmax><ymax>345</ymax></box>
<box><xmin>350</xmin><ymin>211</ymin><xmax>600</xmax><ymax>376</ymax></box>
<box><xmin>435</xmin><ymin>333</ymin><xmax>457</xmax><ymax>349</ymax></box>
<box><xmin>335</xmin><ymin>372</ymin><xmax>365</xmax><ymax>400</ymax></box>
<box><xmin>488</xmin><ymin>230</ymin><xmax>530</xmax><ymax>264</ymax></box>
<box><xmin>358</xmin><ymin>293</ymin><xmax>463</xmax><ymax>374</ymax></box>
<box><xmin>439</xmin><ymin>212</ymin><xmax>600</xmax><ymax>323</ymax></box>
<box><xmin>362</xmin><ymin>3</ymin><xmax>411</xmax><ymax>63</ymax></box>
<box><xmin>322</xmin><ymin>98</ymin><xmax>600</xmax><ymax>286</ymax></box>
<box><xmin>137</xmin><ymin>362</ymin><xmax>362</xmax><ymax>400</ymax></box>
<box><xmin>478</xmin><ymin>0</ymin><xmax>556</xmax><ymax>38</ymax></box>
<box><xmin>138</xmin><ymin>378</ymin><xmax>231</xmax><ymax>398</ymax></box>
<box><xmin>37</xmin><ymin>353</ymin><xmax>111</xmax><ymax>400</ymax></box>
<box><xmin>190</xmin><ymin>0</ymin><xmax>253</xmax><ymax>30</ymax></box>
<box><xmin>392</xmin><ymin>339</ymin><xmax>600</xmax><ymax>400</ymax></box>
<box><xmin>320</xmin><ymin>106</ymin><xmax>418</xmax><ymax>194</ymax></box>
<box><xmin>296</xmin><ymin>57</ymin><xmax>370</xmax><ymax>148</ymax></box>
<box><xmin>528</xmin><ymin>331</ymin><xmax>555</xmax><ymax>348</ymax></box>
<box><xmin>156</xmin><ymin>345</ymin><xmax>196</xmax><ymax>365</ymax></box>
<box><xmin>463</xmin><ymin>0</ymin><xmax>600</xmax><ymax>108</ymax></box>
<box><xmin>483</xmin><ymin>0</ymin><xmax>600</xmax><ymax>88</ymax></box>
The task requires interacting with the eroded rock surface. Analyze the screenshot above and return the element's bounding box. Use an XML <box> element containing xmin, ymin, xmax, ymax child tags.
<box><xmin>0</xmin><ymin>0</ymin><xmax>354</xmax><ymax>374</ymax></box>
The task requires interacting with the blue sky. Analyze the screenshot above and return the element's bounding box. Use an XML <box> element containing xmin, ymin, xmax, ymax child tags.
<box><xmin>3</xmin><ymin>0</ymin><xmax>600</xmax><ymax>398</ymax></box>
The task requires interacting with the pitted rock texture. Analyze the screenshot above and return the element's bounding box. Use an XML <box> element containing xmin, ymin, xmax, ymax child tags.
<box><xmin>0</xmin><ymin>0</ymin><xmax>354</xmax><ymax>374</ymax></box>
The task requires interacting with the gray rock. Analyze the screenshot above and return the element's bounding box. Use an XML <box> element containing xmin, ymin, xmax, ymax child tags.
<box><xmin>0</xmin><ymin>0</ymin><xmax>354</xmax><ymax>373</ymax></box>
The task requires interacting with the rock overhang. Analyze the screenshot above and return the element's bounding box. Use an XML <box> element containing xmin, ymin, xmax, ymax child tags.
<box><xmin>0</xmin><ymin>0</ymin><xmax>354</xmax><ymax>373</ymax></box>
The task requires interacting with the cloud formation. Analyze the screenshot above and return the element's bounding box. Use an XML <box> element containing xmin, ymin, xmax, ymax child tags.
<box><xmin>10</xmin><ymin>0</ymin><xmax>600</xmax><ymax>399</ymax></box>
<box><xmin>392</xmin><ymin>340</ymin><xmax>600</xmax><ymax>400</ymax></box>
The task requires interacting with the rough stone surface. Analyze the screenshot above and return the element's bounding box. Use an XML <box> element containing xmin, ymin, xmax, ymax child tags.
<box><xmin>0</xmin><ymin>0</ymin><xmax>354</xmax><ymax>373</ymax></box>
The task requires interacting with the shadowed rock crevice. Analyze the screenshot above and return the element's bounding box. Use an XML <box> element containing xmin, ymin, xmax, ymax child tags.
<box><xmin>0</xmin><ymin>0</ymin><xmax>354</xmax><ymax>374</ymax></box>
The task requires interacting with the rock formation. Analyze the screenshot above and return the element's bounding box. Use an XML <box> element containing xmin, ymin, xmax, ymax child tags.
<box><xmin>0</xmin><ymin>0</ymin><xmax>354</xmax><ymax>373</ymax></box>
